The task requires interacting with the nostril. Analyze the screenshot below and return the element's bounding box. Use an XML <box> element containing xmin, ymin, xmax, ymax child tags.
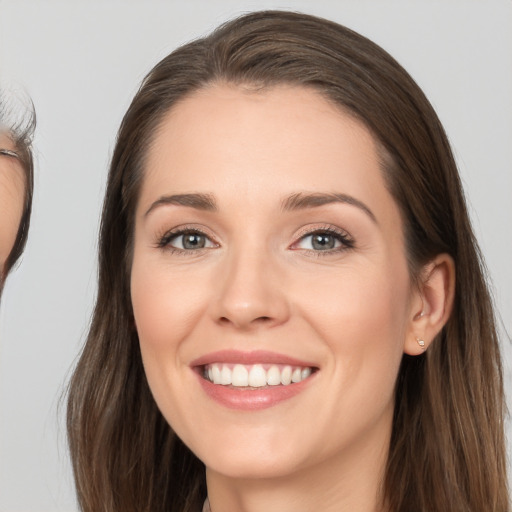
<box><xmin>255</xmin><ymin>316</ymin><xmax>272</xmax><ymax>323</ymax></box>
<box><xmin>217</xmin><ymin>315</ymin><xmax>273</xmax><ymax>327</ymax></box>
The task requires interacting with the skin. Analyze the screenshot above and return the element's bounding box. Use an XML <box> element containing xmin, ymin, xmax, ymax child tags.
<box><xmin>0</xmin><ymin>132</ymin><xmax>24</xmax><ymax>279</ymax></box>
<box><xmin>130</xmin><ymin>84</ymin><xmax>454</xmax><ymax>512</ymax></box>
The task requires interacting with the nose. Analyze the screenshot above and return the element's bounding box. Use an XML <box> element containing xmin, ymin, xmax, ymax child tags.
<box><xmin>211</xmin><ymin>247</ymin><xmax>290</xmax><ymax>330</ymax></box>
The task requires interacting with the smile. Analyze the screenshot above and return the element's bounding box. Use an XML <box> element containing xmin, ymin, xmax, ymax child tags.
<box><xmin>191</xmin><ymin>350</ymin><xmax>318</xmax><ymax>410</ymax></box>
<box><xmin>203</xmin><ymin>363</ymin><xmax>313</xmax><ymax>388</ymax></box>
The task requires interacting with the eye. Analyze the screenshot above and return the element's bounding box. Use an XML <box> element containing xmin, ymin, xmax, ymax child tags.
<box><xmin>296</xmin><ymin>232</ymin><xmax>340</xmax><ymax>251</ymax></box>
<box><xmin>292</xmin><ymin>228</ymin><xmax>354</xmax><ymax>252</ymax></box>
<box><xmin>158</xmin><ymin>229</ymin><xmax>216</xmax><ymax>251</ymax></box>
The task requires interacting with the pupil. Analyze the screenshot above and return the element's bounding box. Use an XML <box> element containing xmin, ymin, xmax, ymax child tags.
<box><xmin>183</xmin><ymin>233</ymin><xmax>205</xmax><ymax>249</ymax></box>
<box><xmin>312</xmin><ymin>234</ymin><xmax>334</xmax><ymax>250</ymax></box>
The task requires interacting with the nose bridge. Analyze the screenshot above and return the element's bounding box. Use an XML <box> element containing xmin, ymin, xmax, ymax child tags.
<box><xmin>213</xmin><ymin>238</ymin><xmax>289</xmax><ymax>329</ymax></box>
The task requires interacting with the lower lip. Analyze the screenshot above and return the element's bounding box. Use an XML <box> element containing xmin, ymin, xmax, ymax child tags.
<box><xmin>195</xmin><ymin>372</ymin><xmax>315</xmax><ymax>411</ymax></box>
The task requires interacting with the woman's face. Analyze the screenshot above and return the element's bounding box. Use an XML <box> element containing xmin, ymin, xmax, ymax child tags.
<box><xmin>0</xmin><ymin>133</ymin><xmax>24</xmax><ymax>276</ymax></box>
<box><xmin>131</xmin><ymin>84</ymin><xmax>421</xmax><ymax>480</ymax></box>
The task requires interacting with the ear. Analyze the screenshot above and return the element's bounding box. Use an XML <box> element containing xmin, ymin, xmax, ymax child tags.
<box><xmin>404</xmin><ymin>253</ymin><xmax>456</xmax><ymax>355</ymax></box>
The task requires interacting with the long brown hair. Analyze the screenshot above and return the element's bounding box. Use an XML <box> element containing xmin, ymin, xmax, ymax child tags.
<box><xmin>0</xmin><ymin>91</ymin><xmax>35</xmax><ymax>290</ymax></box>
<box><xmin>67</xmin><ymin>11</ymin><xmax>509</xmax><ymax>512</ymax></box>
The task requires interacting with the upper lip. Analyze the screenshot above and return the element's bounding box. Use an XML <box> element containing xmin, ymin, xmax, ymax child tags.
<box><xmin>190</xmin><ymin>350</ymin><xmax>318</xmax><ymax>368</ymax></box>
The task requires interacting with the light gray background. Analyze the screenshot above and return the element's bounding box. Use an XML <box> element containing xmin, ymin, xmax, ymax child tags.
<box><xmin>0</xmin><ymin>1</ymin><xmax>510</xmax><ymax>510</ymax></box>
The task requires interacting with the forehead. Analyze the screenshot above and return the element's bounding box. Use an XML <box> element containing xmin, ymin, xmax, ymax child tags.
<box><xmin>142</xmin><ymin>84</ymin><xmax>384</xmax><ymax>198</ymax></box>
<box><xmin>136</xmin><ymin>83</ymin><xmax>404</xmax><ymax>249</ymax></box>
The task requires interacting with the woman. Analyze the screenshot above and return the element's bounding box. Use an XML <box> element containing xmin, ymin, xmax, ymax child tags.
<box><xmin>0</xmin><ymin>92</ymin><xmax>34</xmax><ymax>295</ymax></box>
<box><xmin>67</xmin><ymin>11</ymin><xmax>509</xmax><ymax>512</ymax></box>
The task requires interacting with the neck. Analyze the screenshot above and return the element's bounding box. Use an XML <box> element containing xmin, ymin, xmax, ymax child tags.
<box><xmin>205</xmin><ymin>425</ymin><xmax>390</xmax><ymax>512</ymax></box>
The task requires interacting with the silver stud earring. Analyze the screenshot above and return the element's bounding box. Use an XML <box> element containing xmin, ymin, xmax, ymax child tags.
<box><xmin>416</xmin><ymin>337</ymin><xmax>425</xmax><ymax>349</ymax></box>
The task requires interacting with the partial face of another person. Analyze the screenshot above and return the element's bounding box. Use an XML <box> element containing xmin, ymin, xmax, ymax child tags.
<box><xmin>130</xmin><ymin>84</ymin><xmax>423</xmax><ymax>480</ymax></box>
<box><xmin>0</xmin><ymin>133</ymin><xmax>24</xmax><ymax>278</ymax></box>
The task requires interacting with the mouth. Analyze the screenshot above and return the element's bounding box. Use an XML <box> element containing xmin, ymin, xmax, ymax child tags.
<box><xmin>191</xmin><ymin>350</ymin><xmax>318</xmax><ymax>410</ymax></box>
<box><xmin>201</xmin><ymin>363</ymin><xmax>315</xmax><ymax>388</ymax></box>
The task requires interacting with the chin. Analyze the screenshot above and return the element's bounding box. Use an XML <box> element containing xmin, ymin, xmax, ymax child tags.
<box><xmin>179</xmin><ymin>416</ymin><xmax>312</xmax><ymax>480</ymax></box>
<box><xmin>204</xmin><ymin>452</ymin><xmax>302</xmax><ymax>480</ymax></box>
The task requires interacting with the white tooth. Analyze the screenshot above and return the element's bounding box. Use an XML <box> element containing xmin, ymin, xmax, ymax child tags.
<box><xmin>291</xmin><ymin>368</ymin><xmax>302</xmax><ymax>383</ymax></box>
<box><xmin>281</xmin><ymin>365</ymin><xmax>292</xmax><ymax>385</ymax></box>
<box><xmin>208</xmin><ymin>366</ymin><xmax>213</xmax><ymax>382</ymax></box>
<box><xmin>220</xmin><ymin>365</ymin><xmax>232</xmax><ymax>385</ymax></box>
<box><xmin>301</xmin><ymin>367</ymin><xmax>312</xmax><ymax>380</ymax></box>
<box><xmin>267</xmin><ymin>365</ymin><xmax>281</xmax><ymax>386</ymax></box>
<box><xmin>232</xmin><ymin>364</ymin><xmax>249</xmax><ymax>387</ymax></box>
<box><xmin>212</xmin><ymin>364</ymin><xmax>222</xmax><ymax>384</ymax></box>
<box><xmin>248</xmin><ymin>364</ymin><xmax>267</xmax><ymax>387</ymax></box>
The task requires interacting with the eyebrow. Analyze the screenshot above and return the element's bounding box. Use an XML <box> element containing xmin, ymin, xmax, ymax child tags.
<box><xmin>144</xmin><ymin>191</ymin><xmax>376</xmax><ymax>223</ymax></box>
<box><xmin>282</xmin><ymin>192</ymin><xmax>377</xmax><ymax>223</ymax></box>
<box><xmin>145</xmin><ymin>193</ymin><xmax>217</xmax><ymax>217</ymax></box>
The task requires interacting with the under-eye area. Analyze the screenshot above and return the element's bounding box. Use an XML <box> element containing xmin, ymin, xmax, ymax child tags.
<box><xmin>198</xmin><ymin>363</ymin><xmax>319</xmax><ymax>388</ymax></box>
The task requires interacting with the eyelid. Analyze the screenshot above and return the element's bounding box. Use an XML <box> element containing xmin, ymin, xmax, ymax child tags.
<box><xmin>293</xmin><ymin>223</ymin><xmax>351</xmax><ymax>240</ymax></box>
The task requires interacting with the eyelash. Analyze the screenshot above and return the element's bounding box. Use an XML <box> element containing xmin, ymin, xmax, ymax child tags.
<box><xmin>291</xmin><ymin>226</ymin><xmax>355</xmax><ymax>256</ymax></box>
<box><xmin>155</xmin><ymin>225</ymin><xmax>355</xmax><ymax>255</ymax></box>
<box><xmin>155</xmin><ymin>226</ymin><xmax>217</xmax><ymax>254</ymax></box>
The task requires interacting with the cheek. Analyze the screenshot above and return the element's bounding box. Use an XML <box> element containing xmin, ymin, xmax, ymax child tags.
<box><xmin>292</xmin><ymin>267</ymin><xmax>410</xmax><ymax>454</ymax></box>
<box><xmin>130</xmin><ymin>255</ymin><xmax>209</xmax><ymax>427</ymax></box>
<box><xmin>300</xmin><ymin>260</ymin><xmax>409</xmax><ymax>333</ymax></box>
<box><xmin>130</xmin><ymin>251</ymin><xmax>217</xmax><ymax>373</ymax></box>
<box><xmin>297</xmin><ymin>262</ymin><xmax>410</xmax><ymax>391</ymax></box>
